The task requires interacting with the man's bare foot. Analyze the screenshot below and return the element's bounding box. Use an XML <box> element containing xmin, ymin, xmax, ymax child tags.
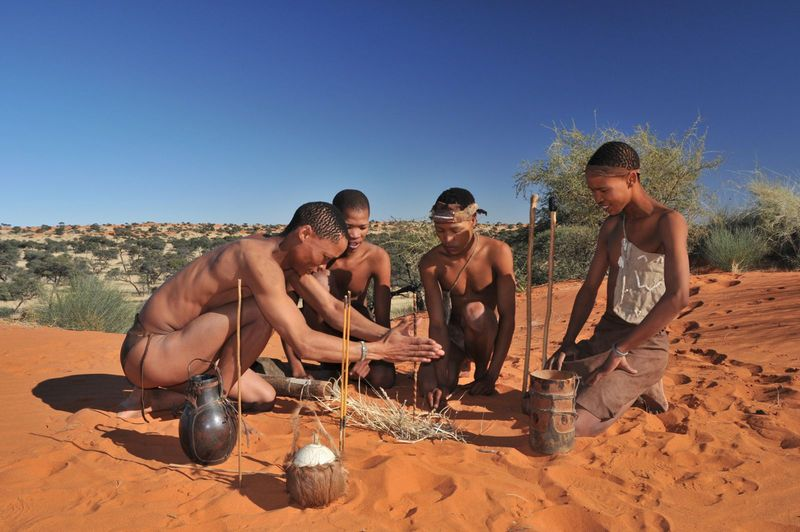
<box><xmin>117</xmin><ymin>388</ymin><xmax>186</xmax><ymax>420</ymax></box>
<box><xmin>241</xmin><ymin>400</ymin><xmax>275</xmax><ymax>413</ymax></box>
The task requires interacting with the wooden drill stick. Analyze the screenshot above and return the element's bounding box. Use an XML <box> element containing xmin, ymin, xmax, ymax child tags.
<box><xmin>521</xmin><ymin>194</ymin><xmax>539</xmax><ymax>398</ymax></box>
<box><xmin>542</xmin><ymin>196</ymin><xmax>558</xmax><ymax>369</ymax></box>
<box><xmin>339</xmin><ymin>292</ymin><xmax>352</xmax><ymax>454</ymax></box>
<box><xmin>236</xmin><ymin>278</ymin><xmax>243</xmax><ymax>488</ymax></box>
<box><xmin>412</xmin><ymin>290</ymin><xmax>418</xmax><ymax>416</ymax></box>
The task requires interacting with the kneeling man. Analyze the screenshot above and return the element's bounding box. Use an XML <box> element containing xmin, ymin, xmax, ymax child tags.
<box><xmin>418</xmin><ymin>188</ymin><xmax>516</xmax><ymax>410</ymax></box>
<box><xmin>119</xmin><ymin>202</ymin><xmax>443</xmax><ymax>417</ymax></box>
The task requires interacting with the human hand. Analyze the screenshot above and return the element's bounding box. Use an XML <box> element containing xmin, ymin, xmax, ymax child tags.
<box><xmin>586</xmin><ymin>350</ymin><xmax>638</xmax><ymax>386</ymax></box>
<box><xmin>289</xmin><ymin>361</ymin><xmax>308</xmax><ymax>379</ymax></box>
<box><xmin>467</xmin><ymin>374</ymin><xmax>497</xmax><ymax>395</ymax></box>
<box><xmin>546</xmin><ymin>342</ymin><xmax>579</xmax><ymax>370</ymax></box>
<box><xmin>390</xmin><ymin>314</ymin><xmax>423</xmax><ymax>338</ymax></box>
<box><xmin>350</xmin><ymin>359</ymin><xmax>371</xmax><ymax>379</ymax></box>
<box><xmin>373</xmin><ymin>331</ymin><xmax>444</xmax><ymax>363</ymax></box>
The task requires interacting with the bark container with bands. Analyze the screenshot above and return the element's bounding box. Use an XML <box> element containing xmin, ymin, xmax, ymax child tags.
<box><xmin>528</xmin><ymin>370</ymin><xmax>579</xmax><ymax>454</ymax></box>
<box><xmin>179</xmin><ymin>373</ymin><xmax>239</xmax><ymax>465</ymax></box>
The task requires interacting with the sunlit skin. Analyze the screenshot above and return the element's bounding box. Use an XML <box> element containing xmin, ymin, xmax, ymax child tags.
<box><xmin>284</xmin><ymin>207</ymin><xmax>395</xmax><ymax>387</ymax></box>
<box><xmin>418</xmin><ymin>214</ymin><xmax>516</xmax><ymax>410</ymax></box>
<box><xmin>117</xmin><ymin>224</ymin><xmax>443</xmax><ymax>418</ymax></box>
<box><xmin>547</xmin><ymin>167</ymin><xmax>690</xmax><ymax>436</ymax></box>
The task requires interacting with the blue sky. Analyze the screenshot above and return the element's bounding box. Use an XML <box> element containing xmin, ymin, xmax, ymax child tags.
<box><xmin>2</xmin><ymin>1</ymin><xmax>798</xmax><ymax>226</ymax></box>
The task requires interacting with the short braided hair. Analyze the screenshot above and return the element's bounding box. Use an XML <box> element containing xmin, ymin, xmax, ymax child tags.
<box><xmin>332</xmin><ymin>189</ymin><xmax>370</xmax><ymax>213</ymax></box>
<box><xmin>281</xmin><ymin>202</ymin><xmax>347</xmax><ymax>241</ymax></box>
<box><xmin>587</xmin><ymin>141</ymin><xmax>640</xmax><ymax>170</ymax></box>
<box><xmin>433</xmin><ymin>187</ymin><xmax>488</xmax><ymax>215</ymax></box>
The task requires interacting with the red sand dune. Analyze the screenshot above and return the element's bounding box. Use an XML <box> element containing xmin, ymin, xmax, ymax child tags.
<box><xmin>1</xmin><ymin>272</ymin><xmax>798</xmax><ymax>530</ymax></box>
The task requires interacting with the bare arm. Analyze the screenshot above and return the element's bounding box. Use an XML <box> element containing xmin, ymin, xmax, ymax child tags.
<box><xmin>486</xmin><ymin>243</ymin><xmax>516</xmax><ymax>380</ymax></box>
<box><xmin>372</xmin><ymin>248</ymin><xmax>392</xmax><ymax>328</ymax></box>
<box><xmin>419</xmin><ymin>256</ymin><xmax>449</xmax><ymax>385</ymax></box>
<box><xmin>615</xmin><ymin>211</ymin><xmax>690</xmax><ymax>352</ymax></box>
<box><xmin>247</xmin><ymin>255</ymin><xmax>443</xmax><ymax>364</ymax></box>
<box><xmin>561</xmin><ymin>221</ymin><xmax>612</xmax><ymax>345</ymax></box>
<box><xmin>286</xmin><ymin>270</ymin><xmax>388</xmax><ymax>341</ymax></box>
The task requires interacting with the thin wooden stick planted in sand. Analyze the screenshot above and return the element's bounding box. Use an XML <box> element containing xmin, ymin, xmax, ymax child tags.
<box><xmin>542</xmin><ymin>196</ymin><xmax>558</xmax><ymax>369</ymax></box>
<box><xmin>521</xmin><ymin>194</ymin><xmax>539</xmax><ymax>400</ymax></box>
<box><xmin>412</xmin><ymin>291</ymin><xmax>418</xmax><ymax>416</ymax></box>
<box><xmin>236</xmin><ymin>278</ymin><xmax>243</xmax><ymax>487</ymax></box>
<box><xmin>339</xmin><ymin>292</ymin><xmax>352</xmax><ymax>454</ymax></box>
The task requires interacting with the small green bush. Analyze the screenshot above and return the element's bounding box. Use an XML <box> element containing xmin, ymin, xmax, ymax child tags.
<box><xmin>36</xmin><ymin>275</ymin><xmax>136</xmax><ymax>333</ymax></box>
<box><xmin>748</xmin><ymin>177</ymin><xmax>800</xmax><ymax>268</ymax></box>
<box><xmin>703</xmin><ymin>225</ymin><xmax>768</xmax><ymax>273</ymax></box>
<box><xmin>532</xmin><ymin>225</ymin><xmax>598</xmax><ymax>284</ymax></box>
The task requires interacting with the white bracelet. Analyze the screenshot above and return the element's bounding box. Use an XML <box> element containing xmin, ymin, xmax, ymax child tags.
<box><xmin>611</xmin><ymin>343</ymin><xmax>629</xmax><ymax>358</ymax></box>
<box><xmin>360</xmin><ymin>340</ymin><xmax>368</xmax><ymax>362</ymax></box>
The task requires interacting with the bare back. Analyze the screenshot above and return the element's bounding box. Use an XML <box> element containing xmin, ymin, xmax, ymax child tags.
<box><xmin>137</xmin><ymin>234</ymin><xmax>282</xmax><ymax>334</ymax></box>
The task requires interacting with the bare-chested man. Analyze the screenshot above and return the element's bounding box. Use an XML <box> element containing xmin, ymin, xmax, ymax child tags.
<box><xmin>284</xmin><ymin>190</ymin><xmax>395</xmax><ymax>388</ymax></box>
<box><xmin>418</xmin><ymin>188</ymin><xmax>516</xmax><ymax>410</ymax></box>
<box><xmin>546</xmin><ymin>141</ymin><xmax>690</xmax><ymax>437</ymax></box>
<box><xmin>118</xmin><ymin>202</ymin><xmax>443</xmax><ymax>417</ymax></box>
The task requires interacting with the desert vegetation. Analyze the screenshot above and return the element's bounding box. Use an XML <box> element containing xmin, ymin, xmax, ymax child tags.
<box><xmin>2</xmin><ymin>124</ymin><xmax>798</xmax><ymax>332</ymax></box>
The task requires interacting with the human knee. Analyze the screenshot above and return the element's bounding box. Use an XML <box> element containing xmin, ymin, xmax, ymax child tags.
<box><xmin>461</xmin><ymin>302</ymin><xmax>493</xmax><ymax>332</ymax></box>
<box><xmin>366</xmin><ymin>363</ymin><xmax>396</xmax><ymax>389</ymax></box>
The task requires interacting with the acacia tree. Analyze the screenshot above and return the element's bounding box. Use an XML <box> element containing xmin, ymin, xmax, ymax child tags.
<box><xmin>514</xmin><ymin>118</ymin><xmax>722</xmax><ymax>226</ymax></box>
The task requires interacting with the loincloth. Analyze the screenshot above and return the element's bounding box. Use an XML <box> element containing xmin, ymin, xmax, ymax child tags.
<box><xmin>447</xmin><ymin>320</ymin><xmax>466</xmax><ymax>352</ymax></box>
<box><xmin>561</xmin><ymin>312</ymin><xmax>669</xmax><ymax>421</ymax></box>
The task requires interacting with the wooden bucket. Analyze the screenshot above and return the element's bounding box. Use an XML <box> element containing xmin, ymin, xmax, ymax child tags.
<box><xmin>528</xmin><ymin>370</ymin><xmax>579</xmax><ymax>455</ymax></box>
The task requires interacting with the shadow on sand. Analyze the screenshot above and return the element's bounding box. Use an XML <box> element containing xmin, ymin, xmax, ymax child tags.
<box><xmin>33</xmin><ymin>373</ymin><xmax>130</xmax><ymax>413</ymax></box>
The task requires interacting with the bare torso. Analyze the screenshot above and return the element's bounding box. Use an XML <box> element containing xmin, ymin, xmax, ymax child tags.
<box><xmin>137</xmin><ymin>234</ymin><xmax>279</xmax><ymax>334</ymax></box>
<box><xmin>424</xmin><ymin>235</ymin><xmax>504</xmax><ymax>319</ymax></box>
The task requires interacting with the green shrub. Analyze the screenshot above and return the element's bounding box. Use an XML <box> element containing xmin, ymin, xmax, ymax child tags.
<box><xmin>533</xmin><ymin>225</ymin><xmax>598</xmax><ymax>284</ymax></box>
<box><xmin>748</xmin><ymin>176</ymin><xmax>800</xmax><ymax>268</ymax></box>
<box><xmin>36</xmin><ymin>275</ymin><xmax>136</xmax><ymax>333</ymax></box>
<box><xmin>703</xmin><ymin>225</ymin><xmax>768</xmax><ymax>273</ymax></box>
<box><xmin>514</xmin><ymin>118</ymin><xmax>722</xmax><ymax>226</ymax></box>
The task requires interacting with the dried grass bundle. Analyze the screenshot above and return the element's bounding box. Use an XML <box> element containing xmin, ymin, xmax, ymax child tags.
<box><xmin>317</xmin><ymin>380</ymin><xmax>465</xmax><ymax>444</ymax></box>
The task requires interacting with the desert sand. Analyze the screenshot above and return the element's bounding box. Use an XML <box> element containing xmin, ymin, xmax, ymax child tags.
<box><xmin>1</xmin><ymin>272</ymin><xmax>798</xmax><ymax>530</ymax></box>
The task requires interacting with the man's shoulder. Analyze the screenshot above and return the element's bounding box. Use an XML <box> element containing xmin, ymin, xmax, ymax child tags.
<box><xmin>419</xmin><ymin>245</ymin><xmax>445</xmax><ymax>268</ymax></box>
<box><xmin>363</xmin><ymin>241</ymin><xmax>390</xmax><ymax>261</ymax></box>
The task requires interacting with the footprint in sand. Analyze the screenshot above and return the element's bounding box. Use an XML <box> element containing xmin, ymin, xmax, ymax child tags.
<box><xmin>683</xmin><ymin>321</ymin><xmax>700</xmax><ymax>333</ymax></box>
<box><xmin>689</xmin><ymin>286</ymin><xmax>701</xmax><ymax>296</ymax></box>
<box><xmin>729</xmin><ymin>360</ymin><xmax>763</xmax><ymax>375</ymax></box>
<box><xmin>678</xmin><ymin>300</ymin><xmax>704</xmax><ymax>319</ymax></box>
<box><xmin>727</xmin><ymin>279</ymin><xmax>742</xmax><ymax>287</ymax></box>
<box><xmin>689</xmin><ymin>347</ymin><xmax>727</xmax><ymax>365</ymax></box>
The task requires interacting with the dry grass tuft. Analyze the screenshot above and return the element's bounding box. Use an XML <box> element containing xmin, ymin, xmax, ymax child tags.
<box><xmin>317</xmin><ymin>379</ymin><xmax>465</xmax><ymax>444</ymax></box>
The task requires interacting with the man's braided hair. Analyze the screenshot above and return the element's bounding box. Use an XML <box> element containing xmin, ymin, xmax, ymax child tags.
<box><xmin>281</xmin><ymin>202</ymin><xmax>347</xmax><ymax>241</ymax></box>
<box><xmin>332</xmin><ymin>189</ymin><xmax>370</xmax><ymax>213</ymax></box>
<box><xmin>587</xmin><ymin>141</ymin><xmax>640</xmax><ymax>170</ymax></box>
<box><xmin>434</xmin><ymin>187</ymin><xmax>488</xmax><ymax>215</ymax></box>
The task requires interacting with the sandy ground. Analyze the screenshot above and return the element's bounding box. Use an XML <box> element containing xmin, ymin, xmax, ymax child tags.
<box><xmin>1</xmin><ymin>272</ymin><xmax>798</xmax><ymax>531</ymax></box>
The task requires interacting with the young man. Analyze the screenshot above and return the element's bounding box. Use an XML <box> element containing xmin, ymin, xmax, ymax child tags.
<box><xmin>284</xmin><ymin>190</ymin><xmax>395</xmax><ymax>388</ymax></box>
<box><xmin>118</xmin><ymin>202</ymin><xmax>443</xmax><ymax>417</ymax></box>
<box><xmin>418</xmin><ymin>188</ymin><xmax>516</xmax><ymax>410</ymax></box>
<box><xmin>547</xmin><ymin>141</ymin><xmax>690</xmax><ymax>437</ymax></box>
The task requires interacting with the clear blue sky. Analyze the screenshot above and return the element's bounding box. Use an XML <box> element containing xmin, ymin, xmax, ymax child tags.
<box><xmin>2</xmin><ymin>1</ymin><xmax>798</xmax><ymax>226</ymax></box>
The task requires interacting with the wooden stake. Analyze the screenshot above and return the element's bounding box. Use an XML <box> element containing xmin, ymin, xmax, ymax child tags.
<box><xmin>236</xmin><ymin>278</ymin><xmax>243</xmax><ymax>488</ymax></box>
<box><xmin>521</xmin><ymin>194</ymin><xmax>538</xmax><ymax>398</ymax></box>
<box><xmin>412</xmin><ymin>290</ymin><xmax>418</xmax><ymax>416</ymax></box>
<box><xmin>339</xmin><ymin>292</ymin><xmax>352</xmax><ymax>454</ymax></box>
<box><xmin>542</xmin><ymin>198</ymin><xmax>558</xmax><ymax>369</ymax></box>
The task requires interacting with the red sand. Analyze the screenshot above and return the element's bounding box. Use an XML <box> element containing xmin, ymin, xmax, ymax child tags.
<box><xmin>1</xmin><ymin>272</ymin><xmax>798</xmax><ymax>530</ymax></box>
